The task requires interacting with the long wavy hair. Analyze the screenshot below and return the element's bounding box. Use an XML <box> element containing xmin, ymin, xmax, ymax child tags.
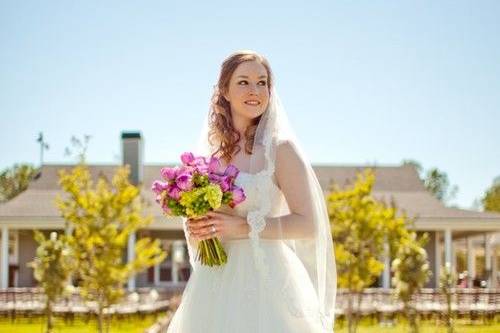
<box><xmin>208</xmin><ymin>50</ymin><xmax>274</xmax><ymax>163</ymax></box>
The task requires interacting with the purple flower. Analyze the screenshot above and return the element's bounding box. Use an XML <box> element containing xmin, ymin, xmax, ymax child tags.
<box><xmin>208</xmin><ymin>173</ymin><xmax>221</xmax><ymax>183</ymax></box>
<box><xmin>224</xmin><ymin>164</ymin><xmax>239</xmax><ymax>179</ymax></box>
<box><xmin>178</xmin><ymin>165</ymin><xmax>195</xmax><ymax>175</ymax></box>
<box><xmin>206</xmin><ymin>156</ymin><xmax>220</xmax><ymax>173</ymax></box>
<box><xmin>192</xmin><ymin>156</ymin><xmax>206</xmax><ymax>166</ymax></box>
<box><xmin>175</xmin><ymin>172</ymin><xmax>193</xmax><ymax>191</ymax></box>
<box><xmin>180</xmin><ymin>152</ymin><xmax>195</xmax><ymax>165</ymax></box>
<box><xmin>167</xmin><ymin>185</ymin><xmax>182</xmax><ymax>200</ymax></box>
<box><xmin>160</xmin><ymin>167</ymin><xmax>178</xmax><ymax>181</ymax></box>
<box><xmin>230</xmin><ymin>186</ymin><xmax>246</xmax><ymax>208</ymax></box>
<box><xmin>219</xmin><ymin>176</ymin><xmax>232</xmax><ymax>192</ymax></box>
<box><xmin>194</xmin><ymin>163</ymin><xmax>209</xmax><ymax>176</ymax></box>
<box><xmin>151</xmin><ymin>180</ymin><xmax>169</xmax><ymax>195</ymax></box>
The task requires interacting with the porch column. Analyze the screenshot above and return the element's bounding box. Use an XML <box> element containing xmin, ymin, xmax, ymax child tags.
<box><xmin>382</xmin><ymin>241</ymin><xmax>391</xmax><ymax>288</ymax></box>
<box><xmin>434</xmin><ymin>231</ymin><xmax>442</xmax><ymax>288</ymax></box>
<box><xmin>154</xmin><ymin>262</ymin><xmax>160</xmax><ymax>286</ymax></box>
<box><xmin>127</xmin><ymin>232</ymin><xmax>136</xmax><ymax>291</ymax></box>
<box><xmin>172</xmin><ymin>240</ymin><xmax>186</xmax><ymax>284</ymax></box>
<box><xmin>485</xmin><ymin>234</ymin><xmax>492</xmax><ymax>288</ymax></box>
<box><xmin>452</xmin><ymin>243</ymin><xmax>457</xmax><ymax>272</ymax></box>
<box><xmin>1</xmin><ymin>226</ymin><xmax>9</xmax><ymax>288</ymax></box>
<box><xmin>492</xmin><ymin>248</ymin><xmax>498</xmax><ymax>288</ymax></box>
<box><xmin>444</xmin><ymin>229</ymin><xmax>452</xmax><ymax>268</ymax></box>
<box><xmin>466</xmin><ymin>237</ymin><xmax>475</xmax><ymax>287</ymax></box>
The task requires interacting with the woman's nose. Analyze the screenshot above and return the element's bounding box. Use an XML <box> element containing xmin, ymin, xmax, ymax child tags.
<box><xmin>248</xmin><ymin>84</ymin><xmax>258</xmax><ymax>94</ymax></box>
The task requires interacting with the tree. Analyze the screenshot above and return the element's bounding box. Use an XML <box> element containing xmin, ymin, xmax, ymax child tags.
<box><xmin>55</xmin><ymin>163</ymin><xmax>166</xmax><ymax>333</ymax></box>
<box><xmin>424</xmin><ymin>168</ymin><xmax>458</xmax><ymax>204</ymax></box>
<box><xmin>0</xmin><ymin>163</ymin><xmax>39</xmax><ymax>203</ymax></box>
<box><xmin>391</xmin><ymin>232</ymin><xmax>432</xmax><ymax>333</ymax></box>
<box><xmin>401</xmin><ymin>159</ymin><xmax>423</xmax><ymax>176</ymax></box>
<box><xmin>440</xmin><ymin>263</ymin><xmax>457</xmax><ymax>333</ymax></box>
<box><xmin>481</xmin><ymin>176</ymin><xmax>500</xmax><ymax>213</ymax></box>
<box><xmin>64</xmin><ymin>134</ymin><xmax>92</xmax><ymax>164</ymax></box>
<box><xmin>328</xmin><ymin>168</ymin><xmax>411</xmax><ymax>333</ymax></box>
<box><xmin>28</xmin><ymin>231</ymin><xmax>73</xmax><ymax>333</ymax></box>
<box><xmin>402</xmin><ymin>160</ymin><xmax>458</xmax><ymax>205</ymax></box>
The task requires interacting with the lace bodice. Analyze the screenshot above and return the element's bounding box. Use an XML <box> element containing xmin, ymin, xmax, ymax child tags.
<box><xmin>232</xmin><ymin>172</ymin><xmax>259</xmax><ymax>217</ymax></box>
<box><xmin>233</xmin><ymin>172</ymin><xmax>282</xmax><ymax>218</ymax></box>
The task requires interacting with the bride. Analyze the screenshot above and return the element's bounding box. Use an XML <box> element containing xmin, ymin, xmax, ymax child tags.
<box><xmin>166</xmin><ymin>50</ymin><xmax>337</xmax><ymax>333</ymax></box>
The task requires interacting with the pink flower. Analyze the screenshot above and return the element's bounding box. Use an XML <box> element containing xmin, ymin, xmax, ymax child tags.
<box><xmin>180</xmin><ymin>152</ymin><xmax>195</xmax><ymax>165</ymax></box>
<box><xmin>194</xmin><ymin>163</ymin><xmax>209</xmax><ymax>175</ymax></box>
<box><xmin>178</xmin><ymin>165</ymin><xmax>195</xmax><ymax>174</ymax></box>
<box><xmin>175</xmin><ymin>173</ymin><xmax>193</xmax><ymax>191</ymax></box>
<box><xmin>219</xmin><ymin>176</ymin><xmax>232</xmax><ymax>192</ymax></box>
<box><xmin>208</xmin><ymin>173</ymin><xmax>221</xmax><ymax>183</ymax></box>
<box><xmin>230</xmin><ymin>186</ymin><xmax>246</xmax><ymax>208</ymax></box>
<box><xmin>151</xmin><ymin>180</ymin><xmax>169</xmax><ymax>195</ymax></box>
<box><xmin>206</xmin><ymin>156</ymin><xmax>220</xmax><ymax>173</ymax></box>
<box><xmin>193</xmin><ymin>156</ymin><xmax>206</xmax><ymax>166</ymax></box>
<box><xmin>224</xmin><ymin>164</ymin><xmax>239</xmax><ymax>179</ymax></box>
<box><xmin>160</xmin><ymin>167</ymin><xmax>178</xmax><ymax>181</ymax></box>
<box><xmin>167</xmin><ymin>185</ymin><xmax>182</xmax><ymax>200</ymax></box>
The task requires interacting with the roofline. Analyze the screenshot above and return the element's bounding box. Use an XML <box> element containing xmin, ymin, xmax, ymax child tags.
<box><xmin>41</xmin><ymin>163</ymin><xmax>121</xmax><ymax>167</ymax></box>
<box><xmin>2</xmin><ymin>216</ymin><xmax>500</xmax><ymax>232</ymax></box>
<box><xmin>39</xmin><ymin>163</ymin><xmax>414</xmax><ymax>169</ymax></box>
<box><xmin>0</xmin><ymin>216</ymin><xmax>183</xmax><ymax>230</ymax></box>
<box><xmin>414</xmin><ymin>218</ymin><xmax>500</xmax><ymax>231</ymax></box>
<box><xmin>312</xmin><ymin>163</ymin><xmax>413</xmax><ymax>168</ymax></box>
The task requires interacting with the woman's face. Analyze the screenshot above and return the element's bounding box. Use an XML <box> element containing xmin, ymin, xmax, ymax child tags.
<box><xmin>224</xmin><ymin>60</ymin><xmax>270</xmax><ymax>122</ymax></box>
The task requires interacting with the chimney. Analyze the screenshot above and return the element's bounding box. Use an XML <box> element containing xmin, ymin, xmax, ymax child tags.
<box><xmin>121</xmin><ymin>131</ymin><xmax>144</xmax><ymax>185</ymax></box>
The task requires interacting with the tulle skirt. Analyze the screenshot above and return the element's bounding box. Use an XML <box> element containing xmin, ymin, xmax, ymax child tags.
<box><xmin>166</xmin><ymin>238</ymin><xmax>332</xmax><ymax>333</ymax></box>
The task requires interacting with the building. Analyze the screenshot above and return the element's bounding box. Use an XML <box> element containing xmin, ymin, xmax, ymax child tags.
<box><xmin>0</xmin><ymin>132</ymin><xmax>499</xmax><ymax>289</ymax></box>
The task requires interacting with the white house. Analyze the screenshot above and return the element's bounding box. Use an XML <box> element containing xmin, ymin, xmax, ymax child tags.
<box><xmin>1</xmin><ymin>132</ymin><xmax>499</xmax><ymax>290</ymax></box>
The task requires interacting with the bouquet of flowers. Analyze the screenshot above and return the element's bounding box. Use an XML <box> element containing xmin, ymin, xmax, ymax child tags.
<box><xmin>151</xmin><ymin>152</ymin><xmax>246</xmax><ymax>266</ymax></box>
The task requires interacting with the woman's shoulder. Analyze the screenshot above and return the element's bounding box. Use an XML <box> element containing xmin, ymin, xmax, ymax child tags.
<box><xmin>275</xmin><ymin>139</ymin><xmax>306</xmax><ymax>169</ymax></box>
<box><xmin>273</xmin><ymin>139</ymin><xmax>310</xmax><ymax>198</ymax></box>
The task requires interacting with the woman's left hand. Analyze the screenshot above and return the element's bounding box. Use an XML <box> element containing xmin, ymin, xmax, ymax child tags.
<box><xmin>188</xmin><ymin>211</ymin><xmax>249</xmax><ymax>241</ymax></box>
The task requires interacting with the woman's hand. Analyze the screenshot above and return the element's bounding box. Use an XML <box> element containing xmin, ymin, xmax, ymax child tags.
<box><xmin>187</xmin><ymin>211</ymin><xmax>249</xmax><ymax>241</ymax></box>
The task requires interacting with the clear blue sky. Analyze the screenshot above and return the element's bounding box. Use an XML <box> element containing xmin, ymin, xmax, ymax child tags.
<box><xmin>1</xmin><ymin>1</ymin><xmax>499</xmax><ymax>209</ymax></box>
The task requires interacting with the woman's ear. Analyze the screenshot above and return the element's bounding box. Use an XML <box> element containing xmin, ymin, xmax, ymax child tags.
<box><xmin>221</xmin><ymin>86</ymin><xmax>230</xmax><ymax>102</ymax></box>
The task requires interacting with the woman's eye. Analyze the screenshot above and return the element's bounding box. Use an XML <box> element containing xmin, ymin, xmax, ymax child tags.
<box><xmin>238</xmin><ymin>80</ymin><xmax>267</xmax><ymax>86</ymax></box>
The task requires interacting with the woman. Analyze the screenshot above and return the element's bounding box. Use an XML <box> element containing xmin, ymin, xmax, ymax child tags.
<box><xmin>166</xmin><ymin>50</ymin><xmax>337</xmax><ymax>333</ymax></box>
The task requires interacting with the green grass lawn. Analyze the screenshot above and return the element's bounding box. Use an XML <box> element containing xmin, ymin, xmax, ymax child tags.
<box><xmin>334</xmin><ymin>318</ymin><xmax>500</xmax><ymax>333</ymax></box>
<box><xmin>0</xmin><ymin>313</ymin><xmax>169</xmax><ymax>333</ymax></box>
<box><xmin>1</xmin><ymin>315</ymin><xmax>499</xmax><ymax>333</ymax></box>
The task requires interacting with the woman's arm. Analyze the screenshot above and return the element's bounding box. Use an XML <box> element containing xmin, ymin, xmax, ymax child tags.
<box><xmin>259</xmin><ymin>140</ymin><xmax>316</xmax><ymax>240</ymax></box>
<box><xmin>186</xmin><ymin>140</ymin><xmax>317</xmax><ymax>241</ymax></box>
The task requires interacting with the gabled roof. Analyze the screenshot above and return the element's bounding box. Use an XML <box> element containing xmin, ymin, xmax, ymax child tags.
<box><xmin>1</xmin><ymin>164</ymin><xmax>500</xmax><ymax>229</ymax></box>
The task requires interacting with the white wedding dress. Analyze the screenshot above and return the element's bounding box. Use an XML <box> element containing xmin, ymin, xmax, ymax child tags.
<box><xmin>166</xmin><ymin>172</ymin><xmax>332</xmax><ymax>333</ymax></box>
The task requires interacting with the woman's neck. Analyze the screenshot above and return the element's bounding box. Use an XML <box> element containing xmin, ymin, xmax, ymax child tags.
<box><xmin>231</xmin><ymin>113</ymin><xmax>251</xmax><ymax>136</ymax></box>
<box><xmin>220</xmin><ymin>147</ymin><xmax>251</xmax><ymax>171</ymax></box>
